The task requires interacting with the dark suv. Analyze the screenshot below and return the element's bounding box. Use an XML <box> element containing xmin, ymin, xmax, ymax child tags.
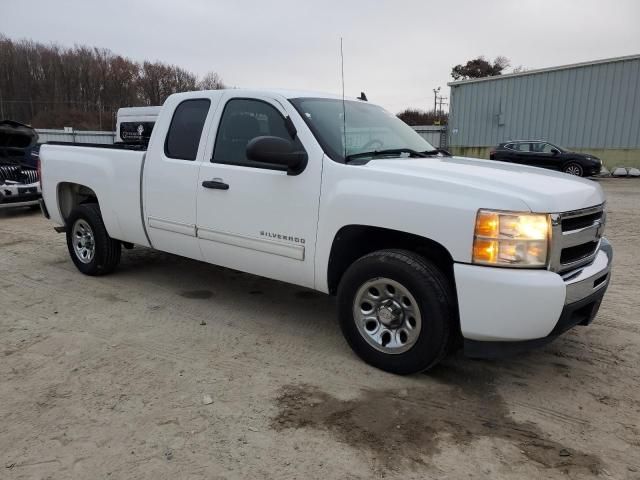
<box><xmin>489</xmin><ymin>141</ymin><xmax>602</xmax><ymax>177</ymax></box>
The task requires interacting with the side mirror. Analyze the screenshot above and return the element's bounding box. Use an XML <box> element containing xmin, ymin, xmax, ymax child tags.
<box><xmin>246</xmin><ymin>136</ymin><xmax>307</xmax><ymax>176</ymax></box>
<box><xmin>550</xmin><ymin>148</ymin><xmax>560</xmax><ymax>155</ymax></box>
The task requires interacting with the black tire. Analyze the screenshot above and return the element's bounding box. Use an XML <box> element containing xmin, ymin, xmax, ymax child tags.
<box><xmin>337</xmin><ymin>249</ymin><xmax>453</xmax><ymax>375</ymax></box>
<box><xmin>563</xmin><ymin>162</ymin><xmax>584</xmax><ymax>177</ymax></box>
<box><xmin>66</xmin><ymin>203</ymin><xmax>121</xmax><ymax>276</ymax></box>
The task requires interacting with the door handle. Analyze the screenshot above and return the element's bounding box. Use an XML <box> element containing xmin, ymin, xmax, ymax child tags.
<box><xmin>202</xmin><ymin>179</ymin><xmax>229</xmax><ymax>190</ymax></box>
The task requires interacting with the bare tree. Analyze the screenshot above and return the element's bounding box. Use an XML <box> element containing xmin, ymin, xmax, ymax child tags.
<box><xmin>137</xmin><ymin>61</ymin><xmax>199</xmax><ymax>106</ymax></box>
<box><xmin>197</xmin><ymin>72</ymin><xmax>225</xmax><ymax>90</ymax></box>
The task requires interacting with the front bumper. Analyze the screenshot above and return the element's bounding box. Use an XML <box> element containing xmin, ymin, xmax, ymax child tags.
<box><xmin>0</xmin><ymin>182</ymin><xmax>41</xmax><ymax>208</ymax></box>
<box><xmin>455</xmin><ymin>238</ymin><xmax>612</xmax><ymax>358</ymax></box>
<box><xmin>586</xmin><ymin>165</ymin><xmax>602</xmax><ymax>177</ymax></box>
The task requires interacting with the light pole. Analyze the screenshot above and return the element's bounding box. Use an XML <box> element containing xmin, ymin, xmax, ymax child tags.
<box><xmin>433</xmin><ymin>87</ymin><xmax>441</xmax><ymax>115</ymax></box>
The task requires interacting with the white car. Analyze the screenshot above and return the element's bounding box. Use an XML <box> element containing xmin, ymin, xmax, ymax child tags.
<box><xmin>39</xmin><ymin>89</ymin><xmax>612</xmax><ymax>374</ymax></box>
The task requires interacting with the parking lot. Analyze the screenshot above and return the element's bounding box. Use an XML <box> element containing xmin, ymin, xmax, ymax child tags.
<box><xmin>0</xmin><ymin>178</ymin><xmax>638</xmax><ymax>479</ymax></box>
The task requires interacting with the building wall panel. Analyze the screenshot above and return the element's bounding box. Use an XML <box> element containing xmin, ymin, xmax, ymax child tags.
<box><xmin>448</xmin><ymin>55</ymin><xmax>640</xmax><ymax>150</ymax></box>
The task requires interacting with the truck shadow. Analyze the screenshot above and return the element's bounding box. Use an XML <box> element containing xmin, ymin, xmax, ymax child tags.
<box><xmin>112</xmin><ymin>245</ymin><xmax>339</xmax><ymax>334</ymax></box>
<box><xmin>112</xmin><ymin>246</ymin><xmax>608</xmax><ymax>377</ymax></box>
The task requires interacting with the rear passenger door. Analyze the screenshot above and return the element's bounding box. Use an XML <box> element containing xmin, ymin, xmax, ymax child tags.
<box><xmin>144</xmin><ymin>96</ymin><xmax>217</xmax><ymax>260</ymax></box>
<box><xmin>509</xmin><ymin>142</ymin><xmax>532</xmax><ymax>165</ymax></box>
<box><xmin>196</xmin><ymin>93</ymin><xmax>323</xmax><ymax>288</ymax></box>
<box><xmin>520</xmin><ymin>142</ymin><xmax>551</xmax><ymax>169</ymax></box>
<box><xmin>498</xmin><ymin>143</ymin><xmax>518</xmax><ymax>162</ymax></box>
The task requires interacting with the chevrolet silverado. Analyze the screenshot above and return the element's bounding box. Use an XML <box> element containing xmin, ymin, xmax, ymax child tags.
<box><xmin>39</xmin><ymin>89</ymin><xmax>612</xmax><ymax>374</ymax></box>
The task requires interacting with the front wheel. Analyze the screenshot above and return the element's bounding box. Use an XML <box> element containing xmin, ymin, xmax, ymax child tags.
<box><xmin>563</xmin><ymin>162</ymin><xmax>584</xmax><ymax>176</ymax></box>
<box><xmin>337</xmin><ymin>249</ymin><xmax>453</xmax><ymax>375</ymax></box>
<box><xmin>66</xmin><ymin>203</ymin><xmax>121</xmax><ymax>276</ymax></box>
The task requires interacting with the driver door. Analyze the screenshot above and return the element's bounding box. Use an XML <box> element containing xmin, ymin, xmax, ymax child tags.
<box><xmin>196</xmin><ymin>93</ymin><xmax>323</xmax><ymax>288</ymax></box>
<box><xmin>535</xmin><ymin>143</ymin><xmax>562</xmax><ymax>170</ymax></box>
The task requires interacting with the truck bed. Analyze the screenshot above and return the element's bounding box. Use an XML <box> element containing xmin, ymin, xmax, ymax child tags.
<box><xmin>40</xmin><ymin>143</ymin><xmax>150</xmax><ymax>247</ymax></box>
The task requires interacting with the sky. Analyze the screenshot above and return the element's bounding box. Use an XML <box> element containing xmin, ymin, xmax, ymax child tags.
<box><xmin>1</xmin><ymin>0</ymin><xmax>639</xmax><ymax>113</ymax></box>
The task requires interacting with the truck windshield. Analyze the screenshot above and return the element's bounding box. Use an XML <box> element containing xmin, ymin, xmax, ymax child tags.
<box><xmin>289</xmin><ymin>98</ymin><xmax>436</xmax><ymax>163</ymax></box>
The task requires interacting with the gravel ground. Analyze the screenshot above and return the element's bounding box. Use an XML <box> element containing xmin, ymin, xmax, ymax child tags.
<box><xmin>0</xmin><ymin>179</ymin><xmax>638</xmax><ymax>479</ymax></box>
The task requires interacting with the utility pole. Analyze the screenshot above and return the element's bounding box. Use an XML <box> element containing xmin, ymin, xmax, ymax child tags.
<box><xmin>432</xmin><ymin>87</ymin><xmax>441</xmax><ymax>114</ymax></box>
<box><xmin>436</xmin><ymin>95</ymin><xmax>448</xmax><ymax>116</ymax></box>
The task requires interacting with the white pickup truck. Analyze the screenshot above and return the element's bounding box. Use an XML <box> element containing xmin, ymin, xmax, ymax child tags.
<box><xmin>39</xmin><ymin>89</ymin><xmax>612</xmax><ymax>374</ymax></box>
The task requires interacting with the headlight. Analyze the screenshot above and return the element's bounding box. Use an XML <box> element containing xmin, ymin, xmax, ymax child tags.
<box><xmin>473</xmin><ymin>210</ymin><xmax>550</xmax><ymax>267</ymax></box>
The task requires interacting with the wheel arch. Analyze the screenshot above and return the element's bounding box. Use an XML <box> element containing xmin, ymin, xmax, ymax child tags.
<box><xmin>327</xmin><ymin>225</ymin><xmax>456</xmax><ymax>295</ymax></box>
<box><xmin>561</xmin><ymin>158</ymin><xmax>583</xmax><ymax>167</ymax></box>
<box><xmin>57</xmin><ymin>182</ymin><xmax>100</xmax><ymax>224</ymax></box>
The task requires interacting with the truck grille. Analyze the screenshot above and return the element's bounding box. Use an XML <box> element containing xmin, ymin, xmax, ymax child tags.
<box><xmin>560</xmin><ymin>241</ymin><xmax>600</xmax><ymax>265</ymax></box>
<box><xmin>0</xmin><ymin>165</ymin><xmax>39</xmax><ymax>185</ymax></box>
<box><xmin>561</xmin><ymin>211</ymin><xmax>603</xmax><ymax>231</ymax></box>
<box><xmin>549</xmin><ymin>204</ymin><xmax>605</xmax><ymax>274</ymax></box>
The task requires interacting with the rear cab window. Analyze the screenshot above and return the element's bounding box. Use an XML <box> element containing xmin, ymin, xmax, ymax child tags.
<box><xmin>165</xmin><ymin>99</ymin><xmax>211</xmax><ymax>160</ymax></box>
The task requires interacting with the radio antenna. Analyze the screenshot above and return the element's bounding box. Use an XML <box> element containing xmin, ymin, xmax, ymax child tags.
<box><xmin>340</xmin><ymin>37</ymin><xmax>347</xmax><ymax>159</ymax></box>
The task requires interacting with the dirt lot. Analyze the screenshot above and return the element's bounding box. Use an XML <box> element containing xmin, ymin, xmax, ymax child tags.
<box><xmin>1</xmin><ymin>179</ymin><xmax>639</xmax><ymax>479</ymax></box>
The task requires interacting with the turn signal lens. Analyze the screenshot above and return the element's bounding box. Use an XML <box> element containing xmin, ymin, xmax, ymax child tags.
<box><xmin>472</xmin><ymin>239</ymin><xmax>498</xmax><ymax>263</ymax></box>
<box><xmin>475</xmin><ymin>211</ymin><xmax>499</xmax><ymax>237</ymax></box>
<box><xmin>473</xmin><ymin>210</ymin><xmax>550</xmax><ymax>267</ymax></box>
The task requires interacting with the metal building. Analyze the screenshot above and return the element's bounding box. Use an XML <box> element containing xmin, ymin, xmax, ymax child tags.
<box><xmin>412</xmin><ymin>125</ymin><xmax>447</xmax><ymax>148</ymax></box>
<box><xmin>447</xmin><ymin>54</ymin><xmax>640</xmax><ymax>168</ymax></box>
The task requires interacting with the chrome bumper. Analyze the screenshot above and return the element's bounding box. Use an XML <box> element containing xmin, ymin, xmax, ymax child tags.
<box><xmin>563</xmin><ymin>238</ymin><xmax>612</xmax><ymax>305</ymax></box>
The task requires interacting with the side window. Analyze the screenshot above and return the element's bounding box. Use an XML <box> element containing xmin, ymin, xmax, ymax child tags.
<box><xmin>212</xmin><ymin>98</ymin><xmax>303</xmax><ymax>167</ymax></box>
<box><xmin>515</xmin><ymin>142</ymin><xmax>531</xmax><ymax>152</ymax></box>
<box><xmin>165</xmin><ymin>99</ymin><xmax>211</xmax><ymax>160</ymax></box>
<box><xmin>530</xmin><ymin>142</ymin><xmax>545</xmax><ymax>153</ymax></box>
<box><xmin>540</xmin><ymin>143</ymin><xmax>555</xmax><ymax>153</ymax></box>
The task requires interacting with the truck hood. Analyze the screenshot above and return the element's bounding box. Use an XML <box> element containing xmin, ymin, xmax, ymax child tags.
<box><xmin>367</xmin><ymin>155</ymin><xmax>604</xmax><ymax>213</ymax></box>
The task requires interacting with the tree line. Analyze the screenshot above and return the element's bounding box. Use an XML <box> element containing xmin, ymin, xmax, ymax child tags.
<box><xmin>396</xmin><ymin>108</ymin><xmax>448</xmax><ymax>126</ymax></box>
<box><xmin>0</xmin><ymin>34</ymin><xmax>225</xmax><ymax>130</ymax></box>
<box><xmin>0</xmin><ymin>35</ymin><xmax>514</xmax><ymax>130</ymax></box>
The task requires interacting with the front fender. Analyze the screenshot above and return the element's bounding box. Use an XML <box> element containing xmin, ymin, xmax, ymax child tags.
<box><xmin>313</xmin><ymin>160</ymin><xmax>530</xmax><ymax>292</ymax></box>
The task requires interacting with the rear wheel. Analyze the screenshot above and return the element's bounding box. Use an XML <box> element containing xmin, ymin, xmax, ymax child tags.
<box><xmin>563</xmin><ymin>162</ymin><xmax>584</xmax><ymax>176</ymax></box>
<box><xmin>337</xmin><ymin>249</ymin><xmax>453</xmax><ymax>374</ymax></box>
<box><xmin>66</xmin><ymin>203</ymin><xmax>121</xmax><ymax>276</ymax></box>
